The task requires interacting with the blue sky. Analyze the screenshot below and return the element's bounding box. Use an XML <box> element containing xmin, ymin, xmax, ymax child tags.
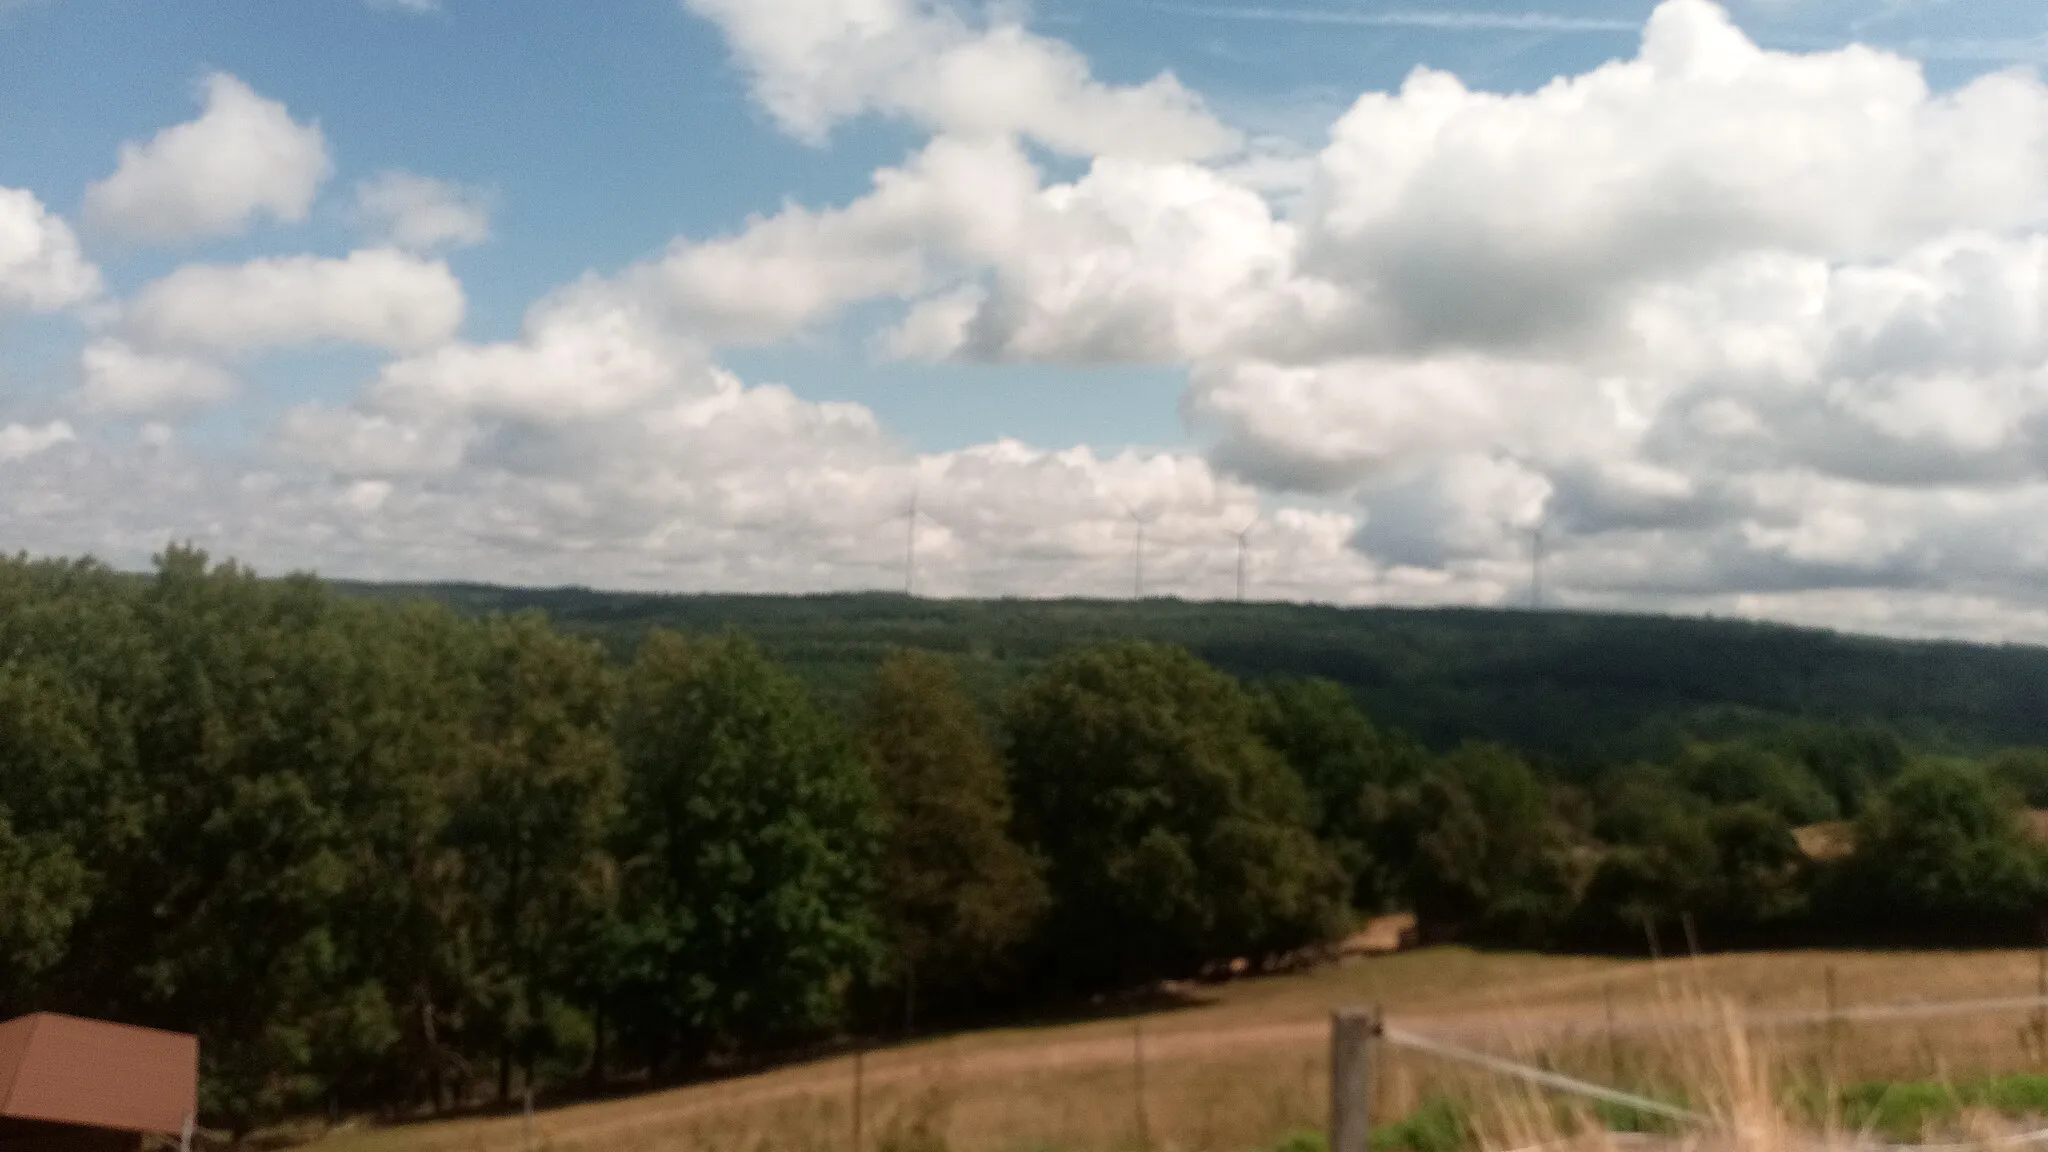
<box><xmin>6</xmin><ymin>0</ymin><xmax>2037</xmax><ymax>449</ymax></box>
<box><xmin>7</xmin><ymin>0</ymin><xmax>2048</xmax><ymax>636</ymax></box>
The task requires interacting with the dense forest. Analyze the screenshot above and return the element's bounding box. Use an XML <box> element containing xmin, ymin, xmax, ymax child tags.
<box><xmin>336</xmin><ymin>581</ymin><xmax>2048</xmax><ymax>763</ymax></box>
<box><xmin>7</xmin><ymin>550</ymin><xmax>2048</xmax><ymax>1141</ymax></box>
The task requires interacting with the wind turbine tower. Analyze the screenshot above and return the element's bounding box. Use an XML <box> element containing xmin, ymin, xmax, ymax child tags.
<box><xmin>904</xmin><ymin>488</ymin><xmax>920</xmax><ymax>597</ymax></box>
<box><xmin>1126</xmin><ymin>505</ymin><xmax>1157</xmax><ymax>599</ymax></box>
<box><xmin>1234</xmin><ymin>515</ymin><xmax>1260</xmax><ymax>603</ymax></box>
<box><xmin>1531</xmin><ymin>524</ymin><xmax>1545</xmax><ymax>611</ymax></box>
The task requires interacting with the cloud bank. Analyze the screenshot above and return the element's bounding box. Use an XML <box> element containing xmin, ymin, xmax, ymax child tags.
<box><xmin>13</xmin><ymin>4</ymin><xmax>2048</xmax><ymax>643</ymax></box>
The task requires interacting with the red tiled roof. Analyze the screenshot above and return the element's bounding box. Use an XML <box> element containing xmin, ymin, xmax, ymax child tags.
<box><xmin>0</xmin><ymin>1014</ymin><xmax>197</xmax><ymax>1135</ymax></box>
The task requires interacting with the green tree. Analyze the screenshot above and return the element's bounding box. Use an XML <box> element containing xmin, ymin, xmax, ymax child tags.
<box><xmin>1572</xmin><ymin>772</ymin><xmax>1717</xmax><ymax>947</ymax></box>
<box><xmin>72</xmin><ymin>551</ymin><xmax>394</xmax><ymax>1133</ymax></box>
<box><xmin>1987</xmin><ymin>747</ymin><xmax>2048</xmax><ymax>808</ymax></box>
<box><xmin>1249</xmin><ymin>678</ymin><xmax>1421</xmax><ymax>910</ymax></box>
<box><xmin>0</xmin><ymin>667</ymin><xmax>104</xmax><ymax>1015</ymax></box>
<box><xmin>1569</xmin><ymin>773</ymin><xmax>1808</xmax><ymax>949</ymax></box>
<box><xmin>311</xmin><ymin>599</ymin><xmax>485</xmax><ymax>1113</ymax></box>
<box><xmin>1701</xmin><ymin>802</ymin><xmax>1809</xmax><ymax>928</ymax></box>
<box><xmin>1004</xmin><ymin>642</ymin><xmax>1348</xmax><ymax>990</ymax></box>
<box><xmin>1395</xmin><ymin>744</ymin><xmax>1582</xmax><ymax>944</ymax></box>
<box><xmin>1830</xmin><ymin>759</ymin><xmax>2046</xmax><ymax>939</ymax></box>
<box><xmin>613</xmin><ymin>631</ymin><xmax>882</xmax><ymax>1065</ymax></box>
<box><xmin>1779</xmin><ymin>724</ymin><xmax>1907</xmax><ymax>816</ymax></box>
<box><xmin>1675</xmin><ymin>741</ymin><xmax>1837</xmax><ymax>826</ymax></box>
<box><xmin>857</xmin><ymin>650</ymin><xmax>1046</xmax><ymax>1029</ymax></box>
<box><xmin>0</xmin><ymin>812</ymin><xmax>88</xmax><ymax>1013</ymax></box>
<box><xmin>457</xmin><ymin>613</ymin><xmax>622</xmax><ymax>1100</ymax></box>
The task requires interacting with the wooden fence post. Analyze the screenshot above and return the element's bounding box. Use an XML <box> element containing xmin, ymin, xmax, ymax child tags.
<box><xmin>1605</xmin><ymin>982</ymin><xmax>1620</xmax><ymax>1086</ymax></box>
<box><xmin>1331</xmin><ymin>1008</ymin><xmax>1381</xmax><ymax>1152</ymax></box>
<box><xmin>853</xmin><ymin>1048</ymin><xmax>866</xmax><ymax>1152</ymax></box>
<box><xmin>1134</xmin><ymin>1018</ymin><xmax>1150</xmax><ymax>1150</ymax></box>
<box><xmin>1824</xmin><ymin>965</ymin><xmax>1841</xmax><ymax>1082</ymax></box>
<box><xmin>2034</xmin><ymin>948</ymin><xmax>2047</xmax><ymax>1069</ymax></box>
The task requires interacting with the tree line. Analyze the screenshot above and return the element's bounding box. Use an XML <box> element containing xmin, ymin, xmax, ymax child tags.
<box><xmin>349</xmin><ymin>582</ymin><xmax>2048</xmax><ymax>762</ymax></box>
<box><xmin>5</xmin><ymin>549</ymin><xmax>2048</xmax><ymax>1138</ymax></box>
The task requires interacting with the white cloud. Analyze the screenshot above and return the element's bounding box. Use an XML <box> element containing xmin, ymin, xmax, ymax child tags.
<box><xmin>124</xmin><ymin>249</ymin><xmax>465</xmax><ymax>356</ymax></box>
<box><xmin>880</xmin><ymin>285</ymin><xmax>985</xmax><ymax>361</ymax></box>
<box><xmin>0</xmin><ymin>422</ymin><xmax>74</xmax><ymax>462</ymax></box>
<box><xmin>0</xmin><ymin>189</ymin><xmax>99</xmax><ymax>311</ymax></box>
<box><xmin>1189</xmin><ymin>356</ymin><xmax>1588</xmax><ymax>493</ymax></box>
<box><xmin>76</xmin><ymin>341</ymin><xmax>237</xmax><ymax>415</ymax></box>
<box><xmin>1353</xmin><ymin>453</ymin><xmax>1555</xmax><ymax>568</ymax></box>
<box><xmin>618</xmin><ymin>135</ymin><xmax>1039</xmax><ymax>344</ymax></box>
<box><xmin>83</xmin><ymin>73</ymin><xmax>332</xmax><ymax>245</ymax></box>
<box><xmin>951</xmin><ymin>157</ymin><xmax>1322</xmax><ymax>363</ymax></box>
<box><xmin>613</xmin><ymin>135</ymin><xmax>1318</xmax><ymax>358</ymax></box>
<box><xmin>359</xmin><ymin>296</ymin><xmax>705</xmax><ymax>427</ymax></box>
<box><xmin>682</xmin><ymin>0</ymin><xmax>1240</xmax><ymax>159</ymax></box>
<box><xmin>368</xmin><ymin>0</ymin><xmax>438</xmax><ymax>11</ymax></box>
<box><xmin>791</xmin><ymin>0</ymin><xmax>2048</xmax><ymax>373</ymax></box>
<box><xmin>1292</xmin><ymin>0</ymin><xmax>2048</xmax><ymax>355</ymax></box>
<box><xmin>234</xmin><ymin>292</ymin><xmax>1382</xmax><ymax>602</ymax></box>
<box><xmin>353</xmin><ymin>172</ymin><xmax>492</xmax><ymax>251</ymax></box>
<box><xmin>30</xmin><ymin>0</ymin><xmax>2048</xmax><ymax>643</ymax></box>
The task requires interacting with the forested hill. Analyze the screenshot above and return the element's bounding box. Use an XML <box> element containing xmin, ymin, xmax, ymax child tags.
<box><xmin>331</xmin><ymin>583</ymin><xmax>2048</xmax><ymax>763</ymax></box>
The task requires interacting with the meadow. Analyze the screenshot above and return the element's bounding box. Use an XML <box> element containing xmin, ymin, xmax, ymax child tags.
<box><xmin>311</xmin><ymin>945</ymin><xmax>2048</xmax><ymax>1152</ymax></box>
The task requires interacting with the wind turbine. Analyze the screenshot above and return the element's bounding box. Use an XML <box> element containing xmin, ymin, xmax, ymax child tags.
<box><xmin>1530</xmin><ymin>523</ymin><xmax>1546</xmax><ymax>611</ymax></box>
<box><xmin>1233</xmin><ymin>514</ymin><xmax>1260</xmax><ymax>603</ymax></box>
<box><xmin>904</xmin><ymin>486</ymin><xmax>920</xmax><ymax>597</ymax></box>
<box><xmin>1125</xmin><ymin>504</ymin><xmax>1158</xmax><ymax>599</ymax></box>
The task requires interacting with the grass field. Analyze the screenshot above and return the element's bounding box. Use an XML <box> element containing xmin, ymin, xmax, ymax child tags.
<box><xmin>309</xmin><ymin>947</ymin><xmax>2048</xmax><ymax>1152</ymax></box>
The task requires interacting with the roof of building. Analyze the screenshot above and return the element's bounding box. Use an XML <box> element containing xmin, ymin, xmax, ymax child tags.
<box><xmin>0</xmin><ymin>1013</ymin><xmax>197</xmax><ymax>1135</ymax></box>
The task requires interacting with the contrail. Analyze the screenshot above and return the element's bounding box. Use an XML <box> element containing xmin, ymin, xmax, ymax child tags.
<box><xmin>1139</xmin><ymin>3</ymin><xmax>1642</xmax><ymax>34</ymax></box>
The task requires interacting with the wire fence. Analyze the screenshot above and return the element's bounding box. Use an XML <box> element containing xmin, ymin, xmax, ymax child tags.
<box><xmin>485</xmin><ymin>959</ymin><xmax>2048</xmax><ymax>1152</ymax></box>
<box><xmin>1350</xmin><ymin>983</ymin><xmax>2048</xmax><ymax>1152</ymax></box>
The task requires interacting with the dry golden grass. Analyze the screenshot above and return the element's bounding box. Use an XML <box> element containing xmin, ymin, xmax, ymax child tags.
<box><xmin>311</xmin><ymin>947</ymin><xmax>2048</xmax><ymax>1152</ymax></box>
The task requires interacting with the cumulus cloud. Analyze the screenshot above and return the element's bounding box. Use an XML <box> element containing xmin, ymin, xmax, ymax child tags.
<box><xmin>682</xmin><ymin>0</ymin><xmax>1240</xmax><ymax>159</ymax></box>
<box><xmin>32</xmin><ymin>0</ymin><xmax>2048</xmax><ymax>642</ymax></box>
<box><xmin>845</xmin><ymin>0</ymin><xmax>2048</xmax><ymax>374</ymax></box>
<box><xmin>83</xmin><ymin>73</ymin><xmax>332</xmax><ymax>245</ymax></box>
<box><xmin>76</xmin><ymin>341</ymin><xmax>238</xmax><ymax>416</ymax></box>
<box><xmin>0</xmin><ymin>422</ymin><xmax>73</xmax><ymax>463</ymax></box>
<box><xmin>616</xmin><ymin>135</ymin><xmax>1039</xmax><ymax>344</ymax></box>
<box><xmin>353</xmin><ymin>172</ymin><xmax>492</xmax><ymax>251</ymax></box>
<box><xmin>0</xmin><ymin>188</ymin><xmax>99</xmax><ymax>311</ymax></box>
<box><xmin>226</xmin><ymin>290</ymin><xmax>1384</xmax><ymax>601</ymax></box>
<box><xmin>123</xmin><ymin>249</ymin><xmax>465</xmax><ymax>356</ymax></box>
<box><xmin>1286</xmin><ymin>0</ymin><xmax>2048</xmax><ymax>356</ymax></box>
<box><xmin>612</xmin><ymin>135</ymin><xmax>1320</xmax><ymax>358</ymax></box>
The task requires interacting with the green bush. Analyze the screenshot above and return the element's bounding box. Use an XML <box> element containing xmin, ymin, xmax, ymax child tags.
<box><xmin>1836</xmin><ymin>1081</ymin><xmax>1960</xmax><ymax>1141</ymax></box>
<box><xmin>1371</xmin><ymin>1096</ymin><xmax>1471</xmax><ymax>1152</ymax></box>
<box><xmin>1831</xmin><ymin>1075</ymin><xmax>2048</xmax><ymax>1141</ymax></box>
<box><xmin>1980</xmin><ymin>1074</ymin><xmax>2048</xmax><ymax>1117</ymax></box>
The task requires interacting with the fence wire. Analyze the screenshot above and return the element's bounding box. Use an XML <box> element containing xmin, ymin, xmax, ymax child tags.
<box><xmin>1375</xmin><ymin>991</ymin><xmax>2048</xmax><ymax>1152</ymax></box>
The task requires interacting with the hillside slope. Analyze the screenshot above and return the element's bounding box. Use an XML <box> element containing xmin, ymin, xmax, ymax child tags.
<box><xmin>330</xmin><ymin>585</ymin><xmax>2048</xmax><ymax>764</ymax></box>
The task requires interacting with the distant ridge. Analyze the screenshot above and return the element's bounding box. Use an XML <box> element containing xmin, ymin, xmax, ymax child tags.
<box><xmin>330</xmin><ymin>580</ymin><xmax>2048</xmax><ymax>765</ymax></box>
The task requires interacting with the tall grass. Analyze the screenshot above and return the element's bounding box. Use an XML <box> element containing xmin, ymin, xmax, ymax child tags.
<box><xmin>315</xmin><ymin>950</ymin><xmax>2048</xmax><ymax>1152</ymax></box>
<box><xmin>1396</xmin><ymin>983</ymin><xmax>2048</xmax><ymax>1152</ymax></box>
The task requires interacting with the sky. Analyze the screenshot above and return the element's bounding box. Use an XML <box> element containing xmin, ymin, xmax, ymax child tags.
<box><xmin>7</xmin><ymin>0</ymin><xmax>2048</xmax><ymax>640</ymax></box>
